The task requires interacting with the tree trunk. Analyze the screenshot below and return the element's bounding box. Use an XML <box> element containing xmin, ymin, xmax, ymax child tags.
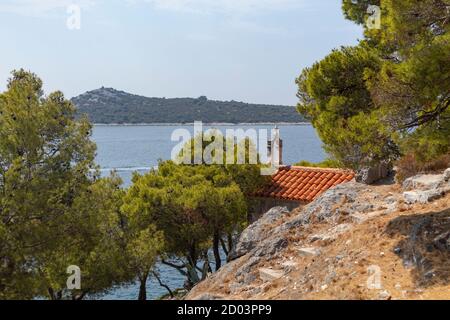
<box><xmin>48</xmin><ymin>288</ymin><xmax>62</xmax><ymax>300</ymax></box>
<box><xmin>227</xmin><ymin>233</ymin><xmax>233</xmax><ymax>253</ymax></box>
<box><xmin>186</xmin><ymin>256</ymin><xmax>200</xmax><ymax>286</ymax></box>
<box><xmin>48</xmin><ymin>287</ymin><xmax>56</xmax><ymax>300</ymax></box>
<box><xmin>220</xmin><ymin>237</ymin><xmax>229</xmax><ymax>256</ymax></box>
<box><xmin>213</xmin><ymin>232</ymin><xmax>221</xmax><ymax>271</ymax></box>
<box><xmin>138</xmin><ymin>275</ymin><xmax>148</xmax><ymax>301</ymax></box>
<box><xmin>152</xmin><ymin>271</ymin><xmax>174</xmax><ymax>298</ymax></box>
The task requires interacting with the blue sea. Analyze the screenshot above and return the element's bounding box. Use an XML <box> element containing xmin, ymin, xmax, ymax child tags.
<box><xmin>92</xmin><ymin>124</ymin><xmax>326</xmax><ymax>300</ymax></box>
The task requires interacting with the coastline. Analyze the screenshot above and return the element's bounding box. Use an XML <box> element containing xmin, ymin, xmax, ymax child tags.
<box><xmin>93</xmin><ymin>122</ymin><xmax>311</xmax><ymax>126</ymax></box>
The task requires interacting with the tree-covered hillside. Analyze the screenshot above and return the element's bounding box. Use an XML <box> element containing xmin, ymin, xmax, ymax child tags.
<box><xmin>72</xmin><ymin>88</ymin><xmax>304</xmax><ymax>124</ymax></box>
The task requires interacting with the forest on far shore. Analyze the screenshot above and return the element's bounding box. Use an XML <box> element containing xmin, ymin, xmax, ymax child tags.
<box><xmin>72</xmin><ymin>87</ymin><xmax>304</xmax><ymax>124</ymax></box>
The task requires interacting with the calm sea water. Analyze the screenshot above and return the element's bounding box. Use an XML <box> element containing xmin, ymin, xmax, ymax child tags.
<box><xmin>92</xmin><ymin>124</ymin><xmax>325</xmax><ymax>300</ymax></box>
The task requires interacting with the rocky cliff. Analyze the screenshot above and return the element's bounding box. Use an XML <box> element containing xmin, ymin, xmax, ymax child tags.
<box><xmin>187</xmin><ymin>169</ymin><xmax>450</xmax><ymax>300</ymax></box>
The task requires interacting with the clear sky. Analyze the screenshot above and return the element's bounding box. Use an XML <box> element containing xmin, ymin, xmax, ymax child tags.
<box><xmin>0</xmin><ymin>0</ymin><xmax>362</xmax><ymax>105</ymax></box>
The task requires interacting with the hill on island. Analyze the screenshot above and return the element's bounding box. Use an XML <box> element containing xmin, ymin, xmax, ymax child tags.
<box><xmin>71</xmin><ymin>87</ymin><xmax>304</xmax><ymax>124</ymax></box>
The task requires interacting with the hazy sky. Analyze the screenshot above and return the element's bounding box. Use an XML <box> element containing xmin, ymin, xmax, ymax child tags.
<box><xmin>0</xmin><ymin>0</ymin><xmax>362</xmax><ymax>105</ymax></box>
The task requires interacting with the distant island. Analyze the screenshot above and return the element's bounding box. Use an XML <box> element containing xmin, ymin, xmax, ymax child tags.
<box><xmin>72</xmin><ymin>87</ymin><xmax>305</xmax><ymax>124</ymax></box>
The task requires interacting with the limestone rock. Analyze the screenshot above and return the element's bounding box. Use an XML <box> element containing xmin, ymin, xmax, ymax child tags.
<box><xmin>444</xmin><ymin>168</ymin><xmax>450</xmax><ymax>182</ymax></box>
<box><xmin>298</xmin><ymin>247</ymin><xmax>321</xmax><ymax>257</ymax></box>
<box><xmin>243</xmin><ymin>273</ymin><xmax>257</xmax><ymax>285</ymax></box>
<box><xmin>403</xmin><ymin>191</ymin><xmax>424</xmax><ymax>204</ymax></box>
<box><xmin>310</xmin><ymin>223</ymin><xmax>353</xmax><ymax>243</ymax></box>
<box><xmin>385</xmin><ymin>202</ymin><xmax>398</xmax><ymax>214</ymax></box>
<box><xmin>355</xmin><ymin>162</ymin><xmax>391</xmax><ymax>185</ymax></box>
<box><xmin>284</xmin><ymin>182</ymin><xmax>366</xmax><ymax>230</ymax></box>
<box><xmin>403</xmin><ymin>188</ymin><xmax>449</xmax><ymax>204</ymax></box>
<box><xmin>253</xmin><ymin>236</ymin><xmax>288</xmax><ymax>257</ymax></box>
<box><xmin>259</xmin><ymin>268</ymin><xmax>284</xmax><ymax>282</ymax></box>
<box><xmin>235</xmin><ymin>257</ymin><xmax>261</xmax><ymax>278</ymax></box>
<box><xmin>403</xmin><ymin>174</ymin><xmax>444</xmax><ymax>191</ymax></box>
<box><xmin>229</xmin><ymin>207</ymin><xmax>289</xmax><ymax>260</ymax></box>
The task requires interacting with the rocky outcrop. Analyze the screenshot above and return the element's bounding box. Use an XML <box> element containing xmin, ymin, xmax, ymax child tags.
<box><xmin>403</xmin><ymin>173</ymin><xmax>447</xmax><ymax>191</ymax></box>
<box><xmin>403</xmin><ymin>190</ymin><xmax>446</xmax><ymax>204</ymax></box>
<box><xmin>228</xmin><ymin>207</ymin><xmax>289</xmax><ymax>260</ymax></box>
<box><xmin>355</xmin><ymin>162</ymin><xmax>391</xmax><ymax>185</ymax></box>
<box><xmin>282</xmin><ymin>181</ymin><xmax>399</xmax><ymax>230</ymax></box>
<box><xmin>402</xmin><ymin>169</ymin><xmax>450</xmax><ymax>204</ymax></box>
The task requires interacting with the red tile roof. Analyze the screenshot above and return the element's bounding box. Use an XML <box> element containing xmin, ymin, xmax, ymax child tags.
<box><xmin>254</xmin><ymin>166</ymin><xmax>355</xmax><ymax>202</ymax></box>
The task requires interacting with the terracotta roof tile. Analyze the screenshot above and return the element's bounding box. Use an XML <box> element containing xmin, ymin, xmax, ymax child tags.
<box><xmin>254</xmin><ymin>166</ymin><xmax>355</xmax><ymax>202</ymax></box>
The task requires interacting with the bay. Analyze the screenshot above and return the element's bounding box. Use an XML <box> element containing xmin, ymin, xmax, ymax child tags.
<box><xmin>91</xmin><ymin>124</ymin><xmax>325</xmax><ymax>300</ymax></box>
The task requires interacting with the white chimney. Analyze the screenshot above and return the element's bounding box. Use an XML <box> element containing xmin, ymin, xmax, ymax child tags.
<box><xmin>267</xmin><ymin>126</ymin><xmax>283</xmax><ymax>167</ymax></box>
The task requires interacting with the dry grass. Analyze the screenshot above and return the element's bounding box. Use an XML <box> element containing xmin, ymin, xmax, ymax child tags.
<box><xmin>396</xmin><ymin>153</ymin><xmax>450</xmax><ymax>183</ymax></box>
